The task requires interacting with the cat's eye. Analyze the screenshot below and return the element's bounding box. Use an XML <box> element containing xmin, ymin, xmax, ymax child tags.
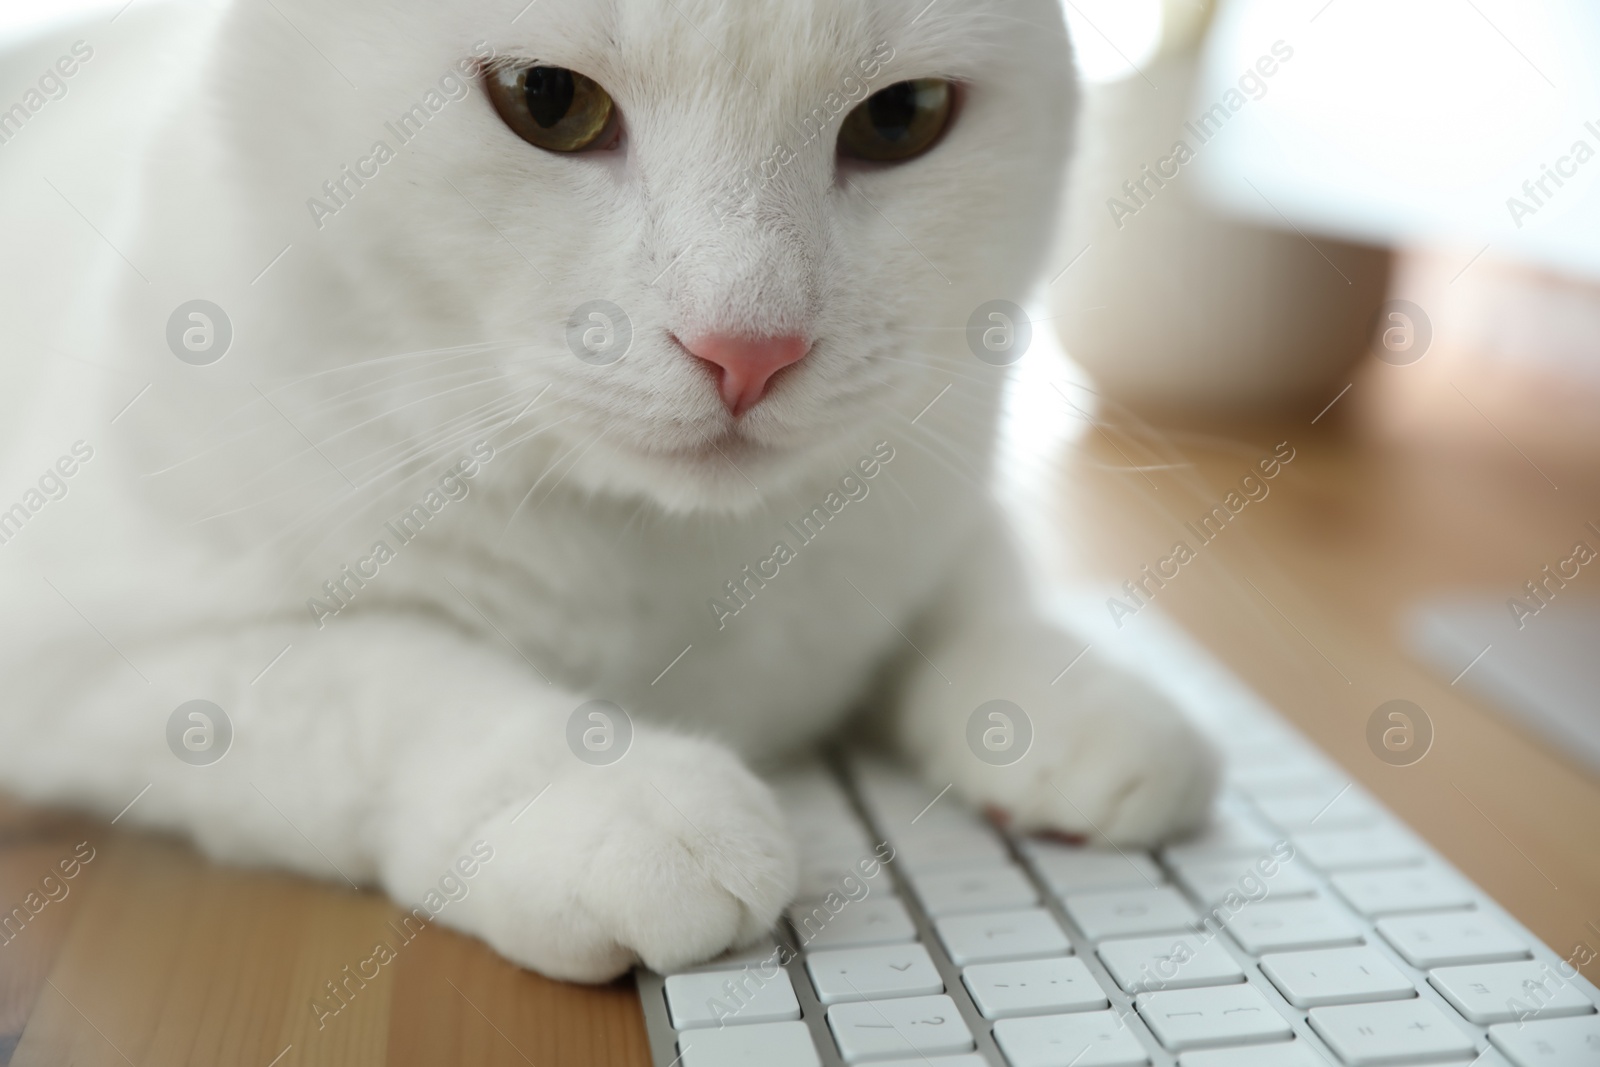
<box><xmin>486</xmin><ymin>64</ymin><xmax>617</xmax><ymax>153</ymax></box>
<box><xmin>837</xmin><ymin>78</ymin><xmax>954</xmax><ymax>163</ymax></box>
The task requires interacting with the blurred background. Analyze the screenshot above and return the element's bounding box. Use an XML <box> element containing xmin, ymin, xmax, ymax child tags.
<box><xmin>1016</xmin><ymin>0</ymin><xmax>1600</xmax><ymax>786</ymax></box>
<box><xmin>1050</xmin><ymin>0</ymin><xmax>1600</xmax><ymax>428</ymax></box>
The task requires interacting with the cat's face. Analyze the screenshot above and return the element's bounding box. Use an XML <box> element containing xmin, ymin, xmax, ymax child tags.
<box><xmin>220</xmin><ymin>0</ymin><xmax>1074</xmax><ymax>513</ymax></box>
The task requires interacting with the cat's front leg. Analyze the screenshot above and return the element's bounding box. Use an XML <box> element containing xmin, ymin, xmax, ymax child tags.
<box><xmin>887</xmin><ymin>519</ymin><xmax>1220</xmax><ymax>846</ymax></box>
<box><xmin>2</xmin><ymin>617</ymin><xmax>796</xmax><ymax>982</ymax></box>
<box><xmin>406</xmin><ymin>723</ymin><xmax>799</xmax><ymax>981</ymax></box>
<box><xmin>316</xmin><ymin>629</ymin><xmax>800</xmax><ymax>980</ymax></box>
<box><xmin>339</xmin><ymin>644</ymin><xmax>801</xmax><ymax>980</ymax></box>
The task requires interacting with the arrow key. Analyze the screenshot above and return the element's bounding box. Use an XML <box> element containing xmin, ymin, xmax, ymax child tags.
<box><xmin>808</xmin><ymin>943</ymin><xmax>944</xmax><ymax>1004</ymax></box>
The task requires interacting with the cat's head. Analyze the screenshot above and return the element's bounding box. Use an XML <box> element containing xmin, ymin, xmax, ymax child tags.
<box><xmin>212</xmin><ymin>0</ymin><xmax>1075</xmax><ymax>513</ymax></box>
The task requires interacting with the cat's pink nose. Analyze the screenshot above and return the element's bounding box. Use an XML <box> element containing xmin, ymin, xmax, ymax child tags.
<box><xmin>683</xmin><ymin>334</ymin><xmax>809</xmax><ymax>416</ymax></box>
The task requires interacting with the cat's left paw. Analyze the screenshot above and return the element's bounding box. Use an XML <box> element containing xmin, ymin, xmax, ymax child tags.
<box><xmin>953</xmin><ymin>669</ymin><xmax>1221</xmax><ymax>847</ymax></box>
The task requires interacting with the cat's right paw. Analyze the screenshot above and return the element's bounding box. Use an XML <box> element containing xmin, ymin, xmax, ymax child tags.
<box><xmin>447</xmin><ymin>735</ymin><xmax>797</xmax><ymax>982</ymax></box>
<box><xmin>942</xmin><ymin>665</ymin><xmax>1219</xmax><ymax>848</ymax></box>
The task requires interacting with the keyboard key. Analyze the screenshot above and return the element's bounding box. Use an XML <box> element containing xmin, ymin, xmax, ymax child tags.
<box><xmin>1489</xmin><ymin>1014</ymin><xmax>1600</xmax><ymax>1066</ymax></box>
<box><xmin>782</xmin><ymin>782</ymin><xmax>868</xmax><ymax>829</ymax></box>
<box><xmin>794</xmin><ymin>830</ymin><xmax>878</xmax><ymax>870</ymax></box>
<box><xmin>1023</xmin><ymin>843</ymin><xmax>1164</xmax><ymax>895</ymax></box>
<box><xmin>993</xmin><ymin>1010</ymin><xmax>1151</xmax><ymax>1067</ymax></box>
<box><xmin>672</xmin><ymin>938</ymin><xmax>788</xmax><ymax>974</ymax></box>
<box><xmin>1138</xmin><ymin>984</ymin><xmax>1293</xmax><ymax>1050</ymax></box>
<box><xmin>1308</xmin><ymin>999</ymin><xmax>1477</xmax><ymax>1065</ymax></box>
<box><xmin>893</xmin><ymin>824</ymin><xmax>1012</xmax><ymax>873</ymax></box>
<box><xmin>798</xmin><ymin>858</ymin><xmax>886</xmax><ymax>901</ymax></box>
<box><xmin>789</xmin><ymin>897</ymin><xmax>916</xmax><ymax>949</ymax></box>
<box><xmin>771</xmin><ymin>764</ymin><xmax>850</xmax><ymax>801</ymax></box>
<box><xmin>678</xmin><ymin>1019</ymin><xmax>820</xmax><ymax>1067</ymax></box>
<box><xmin>857</xmin><ymin>780</ymin><xmax>992</xmax><ymax>863</ymax></box>
<box><xmin>1172</xmin><ymin>856</ymin><xmax>1319</xmax><ymax>906</ymax></box>
<box><xmin>1258</xmin><ymin>946</ymin><xmax>1415</xmax><ymax>1007</ymax></box>
<box><xmin>784</xmin><ymin>785</ymin><xmax>875</xmax><ymax>852</ymax></box>
<box><xmin>1144</xmin><ymin>982</ymin><xmax>1297</xmax><ymax>1049</ymax></box>
<box><xmin>1229</xmin><ymin>768</ymin><xmax>1350</xmax><ymax>799</ymax></box>
<box><xmin>827</xmin><ymin>994</ymin><xmax>975</xmax><ymax>1062</ymax></box>
<box><xmin>1176</xmin><ymin>1041</ymin><xmax>1329</xmax><ymax>1066</ymax></box>
<box><xmin>1293</xmin><ymin>827</ymin><xmax>1424</xmax><ymax>871</ymax></box>
<box><xmin>1377</xmin><ymin>912</ymin><xmax>1531</xmax><ymax>968</ymax></box>
<box><xmin>912</xmin><ymin>865</ymin><xmax>1038</xmax><ymax>916</ymax></box>
<box><xmin>783</xmin><ymin>790</ymin><xmax>862</xmax><ymax>826</ymax></box>
<box><xmin>849</xmin><ymin>760</ymin><xmax>940</xmax><ymax>819</ymax></box>
<box><xmin>665</xmin><ymin>967</ymin><xmax>801</xmax><ymax>1028</ymax></box>
<box><xmin>1429</xmin><ymin>960</ymin><xmax>1598</xmax><ymax>1024</ymax></box>
<box><xmin>936</xmin><ymin>907</ymin><xmax>1071</xmax><ymax>965</ymax></box>
<box><xmin>807</xmin><ymin>943</ymin><xmax>944</xmax><ymax>1004</ymax></box>
<box><xmin>873</xmin><ymin>1058</ymin><xmax>990</xmax><ymax>1067</ymax></box>
<box><xmin>1222</xmin><ymin>898</ymin><xmax>1365</xmax><ymax>954</ymax></box>
<box><xmin>855</xmin><ymin>766</ymin><xmax>989</xmax><ymax>840</ymax></box>
<box><xmin>1097</xmin><ymin>934</ymin><xmax>1245</xmax><ymax>993</ymax></box>
<box><xmin>1251</xmin><ymin>788</ymin><xmax>1383</xmax><ymax>831</ymax></box>
<box><xmin>893</xmin><ymin>808</ymin><xmax>995</xmax><ymax>835</ymax></box>
<box><xmin>1329</xmin><ymin>866</ymin><xmax>1476</xmax><ymax>918</ymax></box>
<box><xmin>793</xmin><ymin>811</ymin><xmax>874</xmax><ymax>844</ymax></box>
<box><xmin>1164</xmin><ymin>813</ymin><xmax>1280</xmax><ymax>865</ymax></box>
<box><xmin>963</xmin><ymin>957</ymin><xmax>1109</xmax><ymax>1018</ymax></box>
<box><xmin>1064</xmin><ymin>887</ymin><xmax>1200</xmax><ymax>941</ymax></box>
<box><xmin>777</xmin><ymin>786</ymin><xmax>861</xmax><ymax>839</ymax></box>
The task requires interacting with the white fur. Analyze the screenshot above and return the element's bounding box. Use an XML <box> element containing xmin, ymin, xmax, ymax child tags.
<box><xmin>0</xmin><ymin>0</ymin><xmax>1216</xmax><ymax>981</ymax></box>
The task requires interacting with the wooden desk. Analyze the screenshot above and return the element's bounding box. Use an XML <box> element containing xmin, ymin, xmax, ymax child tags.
<box><xmin>2</xmin><ymin>400</ymin><xmax>1597</xmax><ymax>1066</ymax></box>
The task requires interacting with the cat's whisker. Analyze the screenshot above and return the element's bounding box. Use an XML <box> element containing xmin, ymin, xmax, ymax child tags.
<box><xmin>180</xmin><ymin>385</ymin><xmax>541</xmax><ymax>524</ymax></box>
<box><xmin>496</xmin><ymin>428</ymin><xmax>607</xmax><ymax>545</ymax></box>
<box><xmin>1049</xmin><ymin>409</ymin><xmax>1248</xmax><ymax>511</ymax></box>
<box><xmin>186</xmin><ymin>415</ymin><xmax>507</xmax><ymax>539</ymax></box>
<box><xmin>338</xmin><ymin>390</ymin><xmax>549</xmax><ymax>491</ymax></box>
<box><xmin>139</xmin><ymin>399</ymin><xmax>307</xmax><ymax>479</ymax></box>
<box><xmin>273</xmin><ymin>346</ymin><xmax>568</xmax><ymax>421</ymax></box>
<box><xmin>863</xmin><ymin>403</ymin><xmax>989</xmax><ymax>493</ymax></box>
<box><xmin>262</xmin><ymin>338</ymin><xmax>532</xmax><ymax>393</ymax></box>
<box><xmin>863</xmin><ymin>352</ymin><xmax>1005</xmax><ymax>392</ymax></box>
<box><xmin>494</xmin><ymin>409</ymin><xmax>583</xmax><ymax>458</ymax></box>
<box><xmin>873</xmin><ymin>466</ymin><xmax>927</xmax><ymax>525</ymax></box>
<box><xmin>188</xmin><ymin>383</ymin><xmax>544</xmax><ymax>538</ymax></box>
<box><xmin>226</xmin><ymin>396</ymin><xmax>553</xmax><ymax>570</ymax></box>
<box><xmin>870</xmin><ymin>377</ymin><xmax>999</xmax><ymax>432</ymax></box>
<box><xmin>1048</xmin><ymin>384</ymin><xmax>1227</xmax><ymax>486</ymax></box>
<box><xmin>616</xmin><ymin>496</ymin><xmax>655</xmax><ymax>543</ymax></box>
<box><xmin>138</xmin><ymin>363</ymin><xmax>523</xmax><ymax>481</ymax></box>
<box><xmin>174</xmin><ymin>351</ymin><xmax>547</xmax><ymax>486</ymax></box>
<box><xmin>311</xmin><ymin>372</ymin><xmax>520</xmax><ymax>450</ymax></box>
<box><xmin>276</xmin><ymin>358</ymin><xmax>530</xmax><ymax>421</ymax></box>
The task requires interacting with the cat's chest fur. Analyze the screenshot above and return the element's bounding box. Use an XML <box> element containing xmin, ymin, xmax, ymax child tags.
<box><xmin>380</xmin><ymin>432</ymin><xmax>981</xmax><ymax>758</ymax></box>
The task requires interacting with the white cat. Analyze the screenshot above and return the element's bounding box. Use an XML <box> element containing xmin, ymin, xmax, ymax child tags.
<box><xmin>0</xmin><ymin>0</ymin><xmax>1216</xmax><ymax>982</ymax></box>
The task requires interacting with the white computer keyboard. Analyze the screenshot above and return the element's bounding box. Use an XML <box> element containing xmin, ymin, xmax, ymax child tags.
<box><xmin>636</xmin><ymin>608</ymin><xmax>1600</xmax><ymax>1066</ymax></box>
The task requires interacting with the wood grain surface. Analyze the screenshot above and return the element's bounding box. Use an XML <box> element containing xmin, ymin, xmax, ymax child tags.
<box><xmin>1</xmin><ymin>400</ymin><xmax>1595</xmax><ymax>1066</ymax></box>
